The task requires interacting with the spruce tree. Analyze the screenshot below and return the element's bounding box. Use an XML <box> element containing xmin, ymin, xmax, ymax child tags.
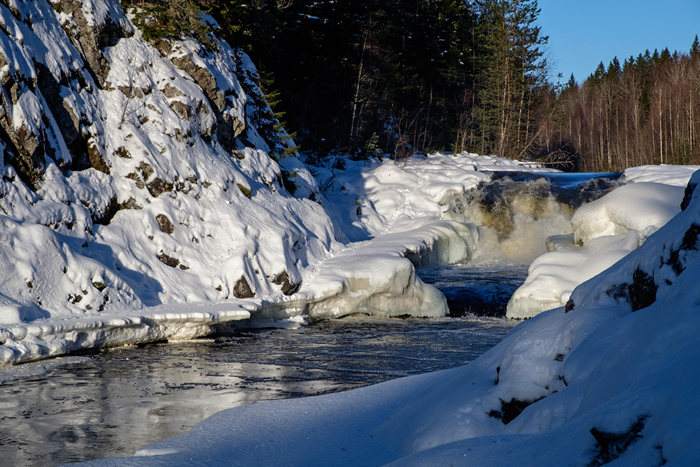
<box><xmin>472</xmin><ymin>0</ymin><xmax>548</xmax><ymax>158</ymax></box>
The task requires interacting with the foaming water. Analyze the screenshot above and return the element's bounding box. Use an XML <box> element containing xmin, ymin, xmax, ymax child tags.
<box><xmin>444</xmin><ymin>171</ymin><xmax>623</xmax><ymax>264</ymax></box>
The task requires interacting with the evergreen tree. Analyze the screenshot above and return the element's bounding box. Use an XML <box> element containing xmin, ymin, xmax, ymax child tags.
<box><xmin>471</xmin><ymin>0</ymin><xmax>548</xmax><ymax>158</ymax></box>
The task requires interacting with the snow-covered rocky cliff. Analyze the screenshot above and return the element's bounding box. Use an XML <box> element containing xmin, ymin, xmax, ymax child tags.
<box><xmin>0</xmin><ymin>0</ymin><xmax>336</xmax><ymax>318</ymax></box>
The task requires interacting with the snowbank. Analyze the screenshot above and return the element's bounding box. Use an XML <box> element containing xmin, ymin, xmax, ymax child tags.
<box><xmin>506</xmin><ymin>166</ymin><xmax>695</xmax><ymax>319</ymax></box>
<box><xmin>0</xmin><ymin>301</ymin><xmax>254</xmax><ymax>365</ymax></box>
<box><xmin>571</xmin><ymin>182</ymin><xmax>684</xmax><ymax>245</ymax></box>
<box><xmin>81</xmin><ymin>170</ymin><xmax>700</xmax><ymax>467</ymax></box>
<box><xmin>622</xmin><ymin>164</ymin><xmax>700</xmax><ymax>185</ymax></box>
<box><xmin>287</xmin><ymin>220</ymin><xmax>479</xmax><ymax>321</ymax></box>
<box><xmin>506</xmin><ymin>232</ymin><xmax>641</xmax><ymax>319</ymax></box>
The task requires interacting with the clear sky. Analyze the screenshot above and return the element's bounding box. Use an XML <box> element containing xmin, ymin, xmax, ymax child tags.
<box><xmin>536</xmin><ymin>0</ymin><xmax>700</xmax><ymax>85</ymax></box>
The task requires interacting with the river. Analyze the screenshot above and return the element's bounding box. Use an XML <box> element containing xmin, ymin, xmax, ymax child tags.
<box><xmin>0</xmin><ymin>266</ymin><xmax>523</xmax><ymax>466</ymax></box>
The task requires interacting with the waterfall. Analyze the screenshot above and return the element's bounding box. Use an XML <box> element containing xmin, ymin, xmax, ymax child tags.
<box><xmin>442</xmin><ymin>172</ymin><xmax>624</xmax><ymax>264</ymax></box>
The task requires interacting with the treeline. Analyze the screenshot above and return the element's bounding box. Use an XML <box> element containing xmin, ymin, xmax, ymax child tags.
<box><xmin>542</xmin><ymin>41</ymin><xmax>700</xmax><ymax>172</ymax></box>
<box><xmin>126</xmin><ymin>0</ymin><xmax>699</xmax><ymax>170</ymax></box>
<box><xmin>184</xmin><ymin>0</ymin><xmax>549</xmax><ymax>160</ymax></box>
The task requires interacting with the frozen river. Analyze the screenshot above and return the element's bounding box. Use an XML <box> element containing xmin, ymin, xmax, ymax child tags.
<box><xmin>0</xmin><ymin>265</ymin><xmax>524</xmax><ymax>466</ymax></box>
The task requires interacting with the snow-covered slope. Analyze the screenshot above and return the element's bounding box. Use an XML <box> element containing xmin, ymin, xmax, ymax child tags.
<box><xmin>507</xmin><ymin>165</ymin><xmax>697</xmax><ymax>319</ymax></box>
<box><xmin>85</xmin><ymin>169</ymin><xmax>700</xmax><ymax>467</ymax></box>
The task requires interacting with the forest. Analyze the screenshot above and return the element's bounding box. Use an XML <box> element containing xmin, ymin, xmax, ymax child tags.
<box><xmin>127</xmin><ymin>0</ymin><xmax>700</xmax><ymax>171</ymax></box>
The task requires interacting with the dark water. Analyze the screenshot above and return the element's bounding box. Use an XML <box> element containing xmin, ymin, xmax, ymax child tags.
<box><xmin>0</xmin><ymin>266</ymin><xmax>524</xmax><ymax>466</ymax></box>
<box><xmin>487</xmin><ymin>170</ymin><xmax>623</xmax><ymax>209</ymax></box>
<box><xmin>419</xmin><ymin>265</ymin><xmax>529</xmax><ymax>317</ymax></box>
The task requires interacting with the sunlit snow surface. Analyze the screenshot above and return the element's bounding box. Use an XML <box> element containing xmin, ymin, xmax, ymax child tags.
<box><xmin>82</xmin><ymin>169</ymin><xmax>700</xmax><ymax>466</ymax></box>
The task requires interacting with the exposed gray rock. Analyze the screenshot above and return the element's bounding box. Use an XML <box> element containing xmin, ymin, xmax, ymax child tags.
<box><xmin>162</xmin><ymin>83</ymin><xmax>186</xmax><ymax>99</ymax></box>
<box><xmin>147</xmin><ymin>178</ymin><xmax>174</xmax><ymax>197</ymax></box>
<box><xmin>233</xmin><ymin>275</ymin><xmax>255</xmax><ymax>298</ymax></box>
<box><xmin>271</xmin><ymin>270</ymin><xmax>300</xmax><ymax>295</ymax></box>
<box><xmin>156</xmin><ymin>214</ymin><xmax>174</xmax><ymax>234</ymax></box>
<box><xmin>87</xmin><ymin>138</ymin><xmax>110</xmax><ymax>174</ymax></box>
<box><xmin>169</xmin><ymin>100</ymin><xmax>191</xmax><ymax>119</ymax></box>
<box><xmin>56</xmin><ymin>0</ymin><xmax>133</xmax><ymax>88</ymax></box>
<box><xmin>115</xmin><ymin>147</ymin><xmax>131</xmax><ymax>159</ymax></box>
<box><xmin>169</xmin><ymin>48</ymin><xmax>245</xmax><ymax>149</ymax></box>
<box><xmin>157</xmin><ymin>251</ymin><xmax>180</xmax><ymax>268</ymax></box>
<box><xmin>35</xmin><ymin>63</ymin><xmax>90</xmax><ymax>171</ymax></box>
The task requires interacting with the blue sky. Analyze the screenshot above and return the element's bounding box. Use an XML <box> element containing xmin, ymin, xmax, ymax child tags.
<box><xmin>536</xmin><ymin>0</ymin><xmax>700</xmax><ymax>84</ymax></box>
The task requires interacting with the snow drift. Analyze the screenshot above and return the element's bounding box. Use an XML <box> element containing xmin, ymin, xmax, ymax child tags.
<box><xmin>507</xmin><ymin>165</ymin><xmax>697</xmax><ymax>319</ymax></box>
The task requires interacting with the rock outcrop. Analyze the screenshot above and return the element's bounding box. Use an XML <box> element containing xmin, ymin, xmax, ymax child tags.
<box><xmin>0</xmin><ymin>0</ymin><xmax>328</xmax><ymax>323</ymax></box>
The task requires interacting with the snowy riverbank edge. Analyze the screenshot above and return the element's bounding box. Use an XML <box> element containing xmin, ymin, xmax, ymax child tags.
<box><xmin>79</xmin><ymin>170</ymin><xmax>700</xmax><ymax>466</ymax></box>
<box><xmin>0</xmin><ymin>217</ymin><xmax>475</xmax><ymax>365</ymax></box>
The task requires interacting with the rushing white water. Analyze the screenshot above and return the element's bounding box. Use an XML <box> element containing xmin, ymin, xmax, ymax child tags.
<box><xmin>443</xmin><ymin>172</ymin><xmax>623</xmax><ymax>264</ymax></box>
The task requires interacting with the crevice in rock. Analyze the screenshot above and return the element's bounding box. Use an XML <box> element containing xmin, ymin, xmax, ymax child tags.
<box><xmin>488</xmin><ymin>396</ymin><xmax>545</xmax><ymax>425</ymax></box>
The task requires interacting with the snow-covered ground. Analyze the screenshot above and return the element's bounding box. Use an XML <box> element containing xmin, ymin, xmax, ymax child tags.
<box><xmin>4</xmin><ymin>1</ymin><xmax>700</xmax><ymax>465</ymax></box>
<box><xmin>80</xmin><ymin>169</ymin><xmax>700</xmax><ymax>466</ymax></box>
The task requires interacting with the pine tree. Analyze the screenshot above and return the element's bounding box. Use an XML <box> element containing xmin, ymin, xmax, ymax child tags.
<box><xmin>472</xmin><ymin>0</ymin><xmax>548</xmax><ymax>158</ymax></box>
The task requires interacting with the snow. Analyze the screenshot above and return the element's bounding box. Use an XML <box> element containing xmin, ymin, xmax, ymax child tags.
<box><xmin>622</xmin><ymin>164</ymin><xmax>700</xmax><ymax>186</ymax></box>
<box><xmin>507</xmin><ymin>165</ymin><xmax>696</xmax><ymax>319</ymax></box>
<box><xmin>506</xmin><ymin>231</ymin><xmax>642</xmax><ymax>319</ymax></box>
<box><xmin>80</xmin><ymin>167</ymin><xmax>700</xmax><ymax>466</ymax></box>
<box><xmin>2</xmin><ymin>1</ymin><xmax>700</xmax><ymax>464</ymax></box>
<box><xmin>571</xmin><ymin>182</ymin><xmax>684</xmax><ymax>245</ymax></box>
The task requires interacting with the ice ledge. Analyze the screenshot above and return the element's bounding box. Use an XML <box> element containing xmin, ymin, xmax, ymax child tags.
<box><xmin>0</xmin><ymin>301</ymin><xmax>256</xmax><ymax>365</ymax></box>
<box><xmin>279</xmin><ymin>219</ymin><xmax>477</xmax><ymax>321</ymax></box>
<box><xmin>0</xmin><ymin>219</ymin><xmax>477</xmax><ymax>365</ymax></box>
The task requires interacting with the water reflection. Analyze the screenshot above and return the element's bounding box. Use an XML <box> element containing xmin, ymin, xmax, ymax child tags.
<box><xmin>0</xmin><ymin>316</ymin><xmax>515</xmax><ymax>466</ymax></box>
